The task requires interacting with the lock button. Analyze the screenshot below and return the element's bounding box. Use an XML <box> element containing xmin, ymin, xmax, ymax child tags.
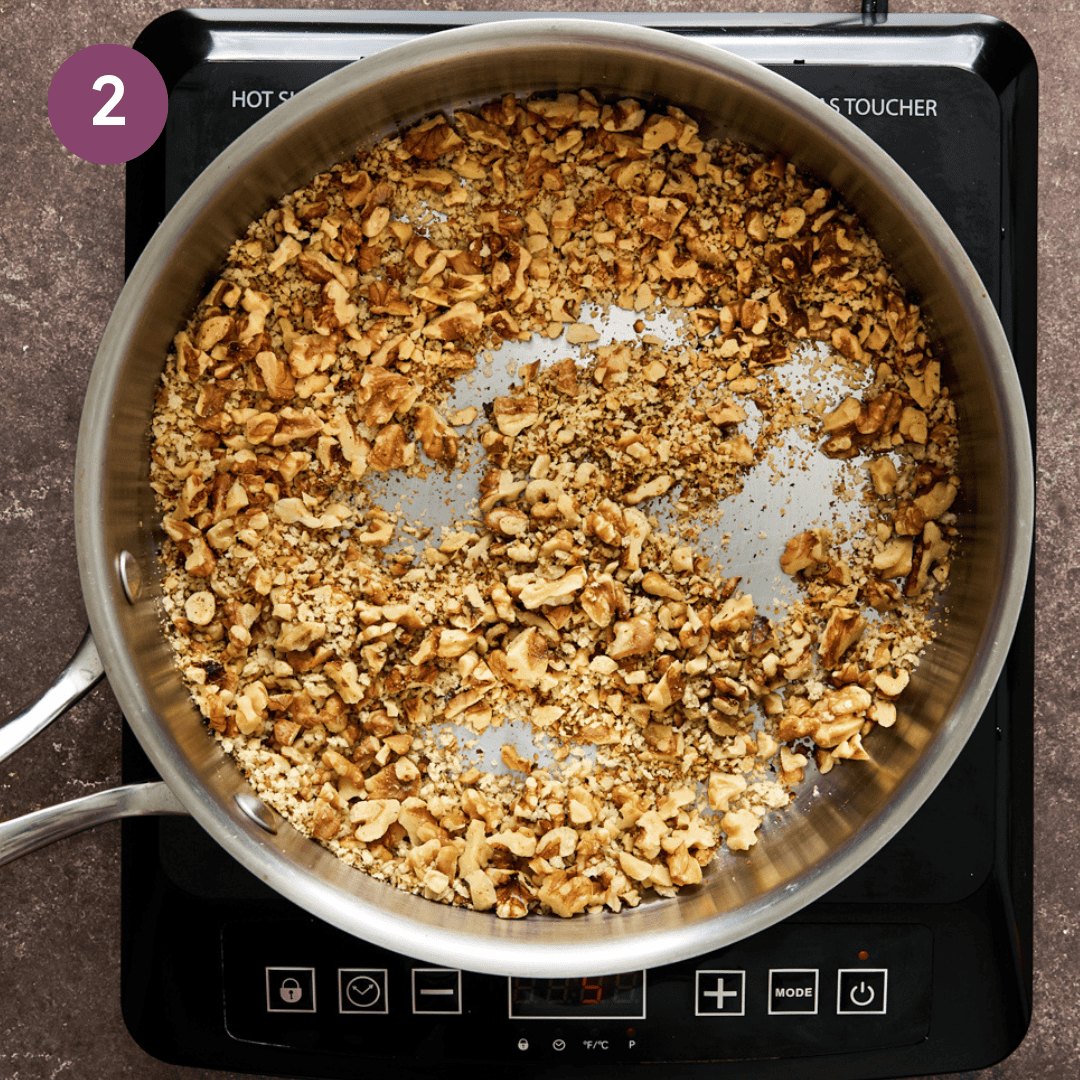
<box><xmin>266</xmin><ymin>967</ymin><xmax>316</xmax><ymax>1012</ymax></box>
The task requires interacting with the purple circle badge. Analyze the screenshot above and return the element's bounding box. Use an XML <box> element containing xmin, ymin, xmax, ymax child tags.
<box><xmin>48</xmin><ymin>44</ymin><xmax>168</xmax><ymax>165</ymax></box>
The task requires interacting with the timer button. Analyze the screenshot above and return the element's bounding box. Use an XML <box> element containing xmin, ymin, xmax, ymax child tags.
<box><xmin>339</xmin><ymin>969</ymin><xmax>388</xmax><ymax>1014</ymax></box>
<box><xmin>836</xmin><ymin>969</ymin><xmax>888</xmax><ymax>1015</ymax></box>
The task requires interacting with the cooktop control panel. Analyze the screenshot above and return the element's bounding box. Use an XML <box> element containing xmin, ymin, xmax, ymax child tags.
<box><xmin>221</xmin><ymin>919</ymin><xmax>932</xmax><ymax>1064</ymax></box>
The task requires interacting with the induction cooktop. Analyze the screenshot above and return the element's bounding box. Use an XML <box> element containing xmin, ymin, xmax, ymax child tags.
<box><xmin>120</xmin><ymin>11</ymin><xmax>1035</xmax><ymax>1079</ymax></box>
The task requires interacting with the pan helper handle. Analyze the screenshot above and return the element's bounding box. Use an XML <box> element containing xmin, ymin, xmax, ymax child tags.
<box><xmin>0</xmin><ymin>626</ymin><xmax>105</xmax><ymax>765</ymax></box>
<box><xmin>0</xmin><ymin>626</ymin><xmax>188</xmax><ymax>865</ymax></box>
<box><xmin>0</xmin><ymin>781</ymin><xmax>186</xmax><ymax>866</ymax></box>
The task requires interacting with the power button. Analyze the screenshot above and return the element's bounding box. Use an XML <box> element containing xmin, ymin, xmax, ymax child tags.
<box><xmin>836</xmin><ymin>969</ymin><xmax>888</xmax><ymax>1015</ymax></box>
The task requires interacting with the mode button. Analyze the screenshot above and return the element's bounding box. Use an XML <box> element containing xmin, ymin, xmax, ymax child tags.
<box><xmin>768</xmin><ymin>969</ymin><xmax>819</xmax><ymax>1015</ymax></box>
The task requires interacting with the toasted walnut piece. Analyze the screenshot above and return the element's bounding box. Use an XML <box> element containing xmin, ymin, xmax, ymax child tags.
<box><xmin>356</xmin><ymin>512</ymin><xmax>394</xmax><ymax>547</ymax></box>
<box><xmin>369</xmin><ymin>424</ymin><xmax>414</xmax><ymax>472</ymax></box>
<box><xmin>641</xmin><ymin>571</ymin><xmax>685</xmax><ymax>602</ymax></box>
<box><xmin>491</xmin><ymin>829</ymin><xmax>537</xmax><ymax>858</ymax></box>
<box><xmin>868</xmin><ymin>457</ymin><xmax>899</xmax><ymax>496</ymax></box>
<box><xmin>711</xmin><ymin>594</ymin><xmax>755</xmax><ymax>635</ymax></box>
<box><xmin>820</xmin><ymin>607</ymin><xmax>865</xmax><ymax>666</ymax></box>
<box><xmin>310</xmin><ymin>799</ymin><xmax>342</xmax><ymax>841</ymax></box>
<box><xmin>352</xmin><ymin>799</ymin><xmax>402</xmax><ymax>842</ymax></box>
<box><xmin>583</xmin><ymin>509</ymin><xmax>620</xmax><ymax>547</ymax></box>
<box><xmin>893</xmin><ymin>500</ymin><xmax>927</xmax><ymax>537</ymax></box>
<box><xmin>401</xmin><ymin>115</ymin><xmax>465</xmax><ymax>161</ymax></box>
<box><xmin>491</xmin><ymin>394</ymin><xmax>540</xmax><ymax>437</ymax></box>
<box><xmin>618</xmin><ymin>850</ymin><xmax>655</xmax><ymax>882</ymax></box>
<box><xmin>436</xmin><ymin>630</ymin><xmax>481</xmax><ymax>659</ymax></box>
<box><xmin>907</xmin><ymin>520</ymin><xmax>952</xmax><ymax>595</ymax></box>
<box><xmin>601</xmin><ymin>98</ymin><xmax>646</xmax><ymax>131</ymax></box>
<box><xmin>465</xmin><ymin>869</ymin><xmax>498</xmax><ymax>912</ymax></box>
<box><xmin>822</xmin><ymin>397</ymin><xmax>862</xmax><ymax>434</ymax></box>
<box><xmin>609</xmin><ymin>615</ymin><xmax>657</xmax><ymax>660</ymax></box>
<box><xmin>271</xmin><ymin>406</ymin><xmax>323</xmax><ymax>446</ymax></box>
<box><xmin>831</xmin><ymin>327</ymin><xmax>865</xmax><ymax>362</ymax></box>
<box><xmin>898</xmin><ymin>405</ymin><xmax>929</xmax><ymax>444</ymax></box>
<box><xmin>870</xmin><ymin>700</ymin><xmax>898</xmax><ymax>728</ymax></box>
<box><xmin>184</xmin><ymin>590</ymin><xmax>216</xmax><ymax>627</ymax></box>
<box><xmin>873</xmin><ymin>538</ymin><xmax>914</xmax><ymax>579</ymax></box>
<box><xmin>645</xmin><ymin>661</ymin><xmax>684</xmax><ymax>713</ymax></box>
<box><xmin>503</xmin><ymin>627</ymin><xmax>550</xmax><ymax>689</ymax></box>
<box><xmin>536</xmin><ymin>827</ymin><xmax>578</xmax><ymax>861</ymax></box>
<box><xmin>194</xmin><ymin>314</ymin><xmax>232</xmax><ymax>352</ymax></box>
<box><xmin>398</xmin><ymin>798</ymin><xmax>446</xmax><ymax>847</ymax></box>
<box><xmin>633</xmin><ymin>810</ymin><xmax>669</xmax><ymax>861</ymax></box>
<box><xmin>915</xmin><ymin>481</ymin><xmax>958</xmax><ymax>521</ymax></box>
<box><xmin>356</xmin><ymin>366</ymin><xmax>420</xmax><ymax>424</ymax></box>
<box><xmin>275</xmin><ymin>622</ymin><xmax>326</xmax><ymax>653</ymax></box>
<box><xmin>580</xmin><ymin>576</ymin><xmax>625</xmax><ymax>628</ymax></box>
<box><xmin>566</xmin><ymin>322</ymin><xmax>599</xmax><ymax>344</ymax></box>
<box><xmin>413</xmin><ymin>404</ymin><xmax>459</xmax><ymax>465</ymax></box>
<box><xmin>780</xmin><ymin>529</ymin><xmax>829</xmax><ymax>576</ymax></box>
<box><xmin>495</xmin><ymin>881</ymin><xmax>532</xmax><ymax>920</ymax></box>
<box><xmin>365</xmin><ymin>761</ymin><xmax>421</xmax><ymax>802</ymax></box>
<box><xmin>802</xmin><ymin>686</ymin><xmax>874</xmax><ymax>748</ymax></box>
<box><xmin>865</xmin><ymin>579</ymin><xmax>902</xmax><ymax>612</ymax></box>
<box><xmin>670</xmin><ymin>546</ymin><xmax>695</xmax><ymax>574</ymax></box>
<box><xmin>234</xmin><ymin>684</ymin><xmax>268</xmax><ymax>736</ymax></box>
<box><xmin>775</xmin><ymin>206</ymin><xmax>807</xmax><ymax>240</ymax></box>
<box><xmin>518</xmin><ymin>566</ymin><xmax>587</xmax><ymax>610</ymax></box>
<box><xmin>857</xmin><ymin>390</ymin><xmax>903</xmax><ymax>438</ymax></box>
<box><xmin>875</xmin><ymin>669</ymin><xmax>910</xmax><ymax>697</ymax></box>
<box><xmin>423</xmin><ymin>301</ymin><xmax>484</xmax><ymax>341</ymax></box>
<box><xmin>706</xmin><ymin>400</ymin><xmax>748</xmax><ymax>427</ymax></box>
<box><xmin>722</xmin><ymin>808</ymin><xmax>761</xmax><ymax>852</ymax></box>
<box><xmin>665</xmin><ymin>844</ymin><xmax>703</xmax><ymax>887</ymax></box>
<box><xmin>484</xmin><ymin>506</ymin><xmax>530</xmax><ymax>537</ymax></box>
<box><xmin>624</xmin><ymin>474</ymin><xmax>674</xmax><ymax>506</ymax></box>
<box><xmin>777</xmin><ymin>745</ymin><xmax>809</xmax><ymax>785</ymax></box>
<box><xmin>181</xmin><ymin>534</ymin><xmax>216</xmax><ymax>578</ymax></box>
<box><xmin>708</xmin><ymin>772</ymin><xmax>748</xmax><ymax>813</ymax></box>
<box><xmin>496</xmin><ymin>743</ymin><xmax>531</xmax><ymax>777</ymax></box>
<box><xmin>524</xmin><ymin>478</ymin><xmax>580</xmax><ymax>526</ymax></box>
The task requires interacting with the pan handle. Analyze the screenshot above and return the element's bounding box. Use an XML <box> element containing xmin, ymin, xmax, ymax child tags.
<box><xmin>0</xmin><ymin>781</ymin><xmax>187</xmax><ymax>866</ymax></box>
<box><xmin>0</xmin><ymin>626</ymin><xmax>105</xmax><ymax>765</ymax></box>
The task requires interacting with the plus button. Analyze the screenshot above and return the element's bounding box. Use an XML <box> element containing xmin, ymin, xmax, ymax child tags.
<box><xmin>704</xmin><ymin>977</ymin><xmax>740</xmax><ymax>1006</ymax></box>
<box><xmin>696</xmin><ymin>970</ymin><xmax>745</xmax><ymax>1016</ymax></box>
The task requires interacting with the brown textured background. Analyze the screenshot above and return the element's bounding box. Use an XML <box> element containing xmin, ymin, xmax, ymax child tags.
<box><xmin>0</xmin><ymin>2</ymin><xmax>1070</xmax><ymax>1078</ymax></box>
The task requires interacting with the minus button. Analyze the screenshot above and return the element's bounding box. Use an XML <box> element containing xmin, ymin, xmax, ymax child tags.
<box><xmin>412</xmin><ymin>968</ymin><xmax>463</xmax><ymax>1014</ymax></box>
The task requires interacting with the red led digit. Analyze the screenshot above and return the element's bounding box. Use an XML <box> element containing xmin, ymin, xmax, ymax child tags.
<box><xmin>580</xmin><ymin>976</ymin><xmax>604</xmax><ymax>1006</ymax></box>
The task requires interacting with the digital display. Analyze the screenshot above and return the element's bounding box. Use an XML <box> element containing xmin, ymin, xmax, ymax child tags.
<box><xmin>508</xmin><ymin>972</ymin><xmax>646</xmax><ymax>1019</ymax></box>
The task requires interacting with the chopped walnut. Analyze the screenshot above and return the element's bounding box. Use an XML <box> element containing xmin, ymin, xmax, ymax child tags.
<box><xmin>152</xmin><ymin>86</ymin><xmax>958</xmax><ymax>922</ymax></box>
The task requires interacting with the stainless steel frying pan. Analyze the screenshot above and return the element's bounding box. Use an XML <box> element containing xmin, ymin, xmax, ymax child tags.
<box><xmin>0</xmin><ymin>19</ymin><xmax>1032</xmax><ymax>977</ymax></box>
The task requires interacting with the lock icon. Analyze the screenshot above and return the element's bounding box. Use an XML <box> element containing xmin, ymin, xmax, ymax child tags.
<box><xmin>279</xmin><ymin>978</ymin><xmax>304</xmax><ymax>1004</ymax></box>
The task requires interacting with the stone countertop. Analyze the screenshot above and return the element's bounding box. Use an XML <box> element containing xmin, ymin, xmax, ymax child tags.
<box><xmin>0</xmin><ymin>1</ymin><xmax>1072</xmax><ymax>1078</ymax></box>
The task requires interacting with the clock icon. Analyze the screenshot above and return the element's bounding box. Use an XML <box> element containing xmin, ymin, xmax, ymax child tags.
<box><xmin>340</xmin><ymin>970</ymin><xmax>388</xmax><ymax>1013</ymax></box>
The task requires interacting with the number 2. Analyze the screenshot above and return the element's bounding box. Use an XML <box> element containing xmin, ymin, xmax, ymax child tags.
<box><xmin>92</xmin><ymin>74</ymin><xmax>125</xmax><ymax>126</ymax></box>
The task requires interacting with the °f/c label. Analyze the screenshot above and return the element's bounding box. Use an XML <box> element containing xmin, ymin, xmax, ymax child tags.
<box><xmin>231</xmin><ymin>89</ymin><xmax>298</xmax><ymax>108</ymax></box>
<box><xmin>822</xmin><ymin>97</ymin><xmax>938</xmax><ymax>119</ymax></box>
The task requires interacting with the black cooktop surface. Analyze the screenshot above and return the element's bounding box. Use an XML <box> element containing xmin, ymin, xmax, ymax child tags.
<box><xmin>121</xmin><ymin>12</ymin><xmax>1035</xmax><ymax>1079</ymax></box>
